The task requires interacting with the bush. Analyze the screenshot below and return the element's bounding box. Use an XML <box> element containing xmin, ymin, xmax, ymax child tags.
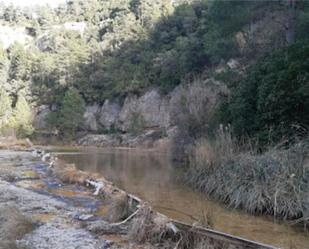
<box><xmin>170</xmin><ymin>79</ymin><xmax>228</xmax><ymax>162</ymax></box>
<box><xmin>227</xmin><ymin>42</ymin><xmax>309</xmax><ymax>146</ymax></box>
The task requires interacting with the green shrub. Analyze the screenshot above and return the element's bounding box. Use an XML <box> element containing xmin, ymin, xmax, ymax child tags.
<box><xmin>11</xmin><ymin>93</ymin><xmax>34</xmax><ymax>138</ymax></box>
<box><xmin>57</xmin><ymin>88</ymin><xmax>86</xmax><ymax>137</ymax></box>
<box><xmin>227</xmin><ymin>42</ymin><xmax>309</xmax><ymax>146</ymax></box>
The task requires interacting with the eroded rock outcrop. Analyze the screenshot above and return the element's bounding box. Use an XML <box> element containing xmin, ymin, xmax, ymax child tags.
<box><xmin>33</xmin><ymin>79</ymin><xmax>227</xmax><ymax>149</ymax></box>
<box><xmin>84</xmin><ymin>104</ymin><xmax>100</xmax><ymax>132</ymax></box>
<box><xmin>99</xmin><ymin>100</ymin><xmax>121</xmax><ymax>130</ymax></box>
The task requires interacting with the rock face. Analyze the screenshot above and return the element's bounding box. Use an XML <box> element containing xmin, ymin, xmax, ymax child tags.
<box><xmin>33</xmin><ymin>105</ymin><xmax>51</xmax><ymax>130</ymax></box>
<box><xmin>84</xmin><ymin>104</ymin><xmax>100</xmax><ymax>132</ymax></box>
<box><xmin>108</xmin><ymin>89</ymin><xmax>171</xmax><ymax>132</ymax></box>
<box><xmin>0</xmin><ymin>26</ymin><xmax>33</xmax><ymax>49</ymax></box>
<box><xmin>33</xmin><ymin>81</ymin><xmax>227</xmax><ymax>149</ymax></box>
<box><xmin>99</xmin><ymin>100</ymin><xmax>121</xmax><ymax>130</ymax></box>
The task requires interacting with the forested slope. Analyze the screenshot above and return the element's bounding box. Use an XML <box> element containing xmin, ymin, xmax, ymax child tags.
<box><xmin>0</xmin><ymin>0</ymin><xmax>308</xmax><ymax>143</ymax></box>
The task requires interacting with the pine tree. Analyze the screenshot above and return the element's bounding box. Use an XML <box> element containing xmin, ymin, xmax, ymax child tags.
<box><xmin>12</xmin><ymin>91</ymin><xmax>33</xmax><ymax>137</ymax></box>
<box><xmin>58</xmin><ymin>88</ymin><xmax>86</xmax><ymax>137</ymax></box>
<box><xmin>0</xmin><ymin>86</ymin><xmax>12</xmax><ymax>130</ymax></box>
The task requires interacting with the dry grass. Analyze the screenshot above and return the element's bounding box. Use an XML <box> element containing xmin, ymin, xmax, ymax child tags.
<box><xmin>0</xmin><ymin>205</ymin><xmax>35</xmax><ymax>249</ymax></box>
<box><xmin>187</xmin><ymin>129</ymin><xmax>309</xmax><ymax>224</ymax></box>
<box><xmin>0</xmin><ymin>136</ymin><xmax>33</xmax><ymax>150</ymax></box>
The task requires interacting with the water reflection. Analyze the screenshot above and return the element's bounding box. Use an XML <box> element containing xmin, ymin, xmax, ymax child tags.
<box><xmin>56</xmin><ymin>147</ymin><xmax>309</xmax><ymax>249</ymax></box>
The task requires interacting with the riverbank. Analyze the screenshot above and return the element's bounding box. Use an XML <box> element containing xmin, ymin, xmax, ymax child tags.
<box><xmin>0</xmin><ymin>149</ymin><xmax>277</xmax><ymax>249</ymax></box>
<box><xmin>187</xmin><ymin>136</ymin><xmax>309</xmax><ymax>226</ymax></box>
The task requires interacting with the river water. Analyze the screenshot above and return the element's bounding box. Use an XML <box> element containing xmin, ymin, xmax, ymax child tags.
<box><xmin>55</xmin><ymin>147</ymin><xmax>309</xmax><ymax>249</ymax></box>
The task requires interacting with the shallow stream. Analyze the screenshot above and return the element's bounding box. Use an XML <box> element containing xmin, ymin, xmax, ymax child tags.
<box><xmin>54</xmin><ymin>147</ymin><xmax>309</xmax><ymax>249</ymax></box>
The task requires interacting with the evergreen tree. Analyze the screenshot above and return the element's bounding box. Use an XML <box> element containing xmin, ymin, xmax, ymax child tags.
<box><xmin>8</xmin><ymin>43</ymin><xmax>31</xmax><ymax>82</ymax></box>
<box><xmin>12</xmin><ymin>91</ymin><xmax>33</xmax><ymax>137</ymax></box>
<box><xmin>0</xmin><ymin>86</ymin><xmax>12</xmax><ymax>130</ymax></box>
<box><xmin>57</xmin><ymin>88</ymin><xmax>86</xmax><ymax>137</ymax></box>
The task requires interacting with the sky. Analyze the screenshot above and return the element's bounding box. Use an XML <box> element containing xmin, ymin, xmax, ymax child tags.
<box><xmin>4</xmin><ymin>0</ymin><xmax>66</xmax><ymax>8</ymax></box>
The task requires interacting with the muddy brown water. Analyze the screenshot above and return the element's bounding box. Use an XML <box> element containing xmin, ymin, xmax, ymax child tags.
<box><xmin>53</xmin><ymin>147</ymin><xmax>309</xmax><ymax>249</ymax></box>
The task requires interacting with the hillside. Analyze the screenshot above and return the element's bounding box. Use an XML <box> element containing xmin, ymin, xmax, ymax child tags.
<box><xmin>0</xmin><ymin>0</ymin><xmax>308</xmax><ymax>141</ymax></box>
<box><xmin>0</xmin><ymin>0</ymin><xmax>309</xmax><ymax>231</ymax></box>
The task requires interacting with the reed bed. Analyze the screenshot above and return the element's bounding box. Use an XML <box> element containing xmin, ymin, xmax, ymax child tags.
<box><xmin>187</xmin><ymin>129</ymin><xmax>309</xmax><ymax>224</ymax></box>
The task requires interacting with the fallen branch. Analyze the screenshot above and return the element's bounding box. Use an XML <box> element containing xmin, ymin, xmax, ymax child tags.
<box><xmin>86</xmin><ymin>179</ymin><xmax>104</xmax><ymax>195</ymax></box>
<box><xmin>86</xmin><ymin>208</ymin><xmax>140</xmax><ymax>235</ymax></box>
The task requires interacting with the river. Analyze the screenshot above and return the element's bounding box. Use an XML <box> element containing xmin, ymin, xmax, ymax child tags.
<box><xmin>53</xmin><ymin>146</ymin><xmax>309</xmax><ymax>249</ymax></box>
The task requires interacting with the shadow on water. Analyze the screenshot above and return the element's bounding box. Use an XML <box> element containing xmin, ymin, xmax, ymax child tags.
<box><xmin>54</xmin><ymin>147</ymin><xmax>309</xmax><ymax>249</ymax></box>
